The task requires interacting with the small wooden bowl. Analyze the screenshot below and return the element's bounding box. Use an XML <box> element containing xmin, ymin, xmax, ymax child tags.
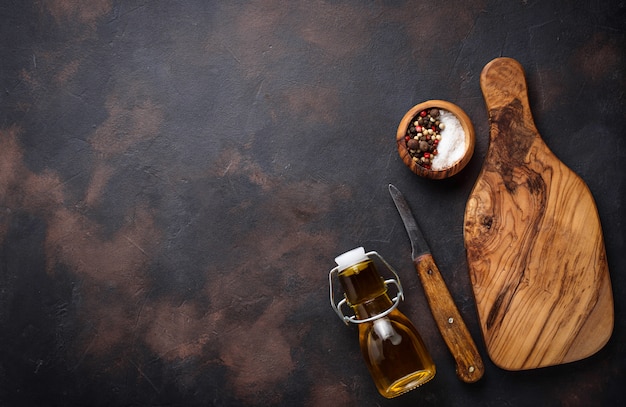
<box><xmin>396</xmin><ymin>100</ymin><xmax>475</xmax><ymax>179</ymax></box>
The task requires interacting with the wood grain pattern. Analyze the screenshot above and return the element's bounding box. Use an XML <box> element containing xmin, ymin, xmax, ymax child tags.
<box><xmin>396</xmin><ymin>100</ymin><xmax>475</xmax><ymax>179</ymax></box>
<box><xmin>463</xmin><ymin>57</ymin><xmax>614</xmax><ymax>370</ymax></box>
<box><xmin>414</xmin><ymin>254</ymin><xmax>485</xmax><ymax>383</ymax></box>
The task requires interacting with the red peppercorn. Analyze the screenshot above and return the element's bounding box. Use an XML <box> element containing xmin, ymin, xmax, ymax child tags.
<box><xmin>405</xmin><ymin>135</ymin><xmax>410</xmax><ymax>141</ymax></box>
<box><xmin>433</xmin><ymin>150</ymin><xmax>438</xmax><ymax>155</ymax></box>
<box><xmin>433</xmin><ymin>139</ymin><xmax>439</xmax><ymax>145</ymax></box>
<box><xmin>416</xmin><ymin>126</ymin><xmax>422</xmax><ymax>133</ymax></box>
<box><xmin>420</xmin><ymin>110</ymin><xmax>427</xmax><ymax>117</ymax></box>
<box><xmin>424</xmin><ymin>152</ymin><xmax>430</xmax><ymax>159</ymax></box>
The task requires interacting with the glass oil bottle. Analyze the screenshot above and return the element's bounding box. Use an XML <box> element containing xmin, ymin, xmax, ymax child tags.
<box><xmin>329</xmin><ymin>247</ymin><xmax>435</xmax><ymax>398</ymax></box>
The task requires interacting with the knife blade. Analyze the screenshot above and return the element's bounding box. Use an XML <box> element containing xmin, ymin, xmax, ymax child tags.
<box><xmin>389</xmin><ymin>183</ymin><xmax>484</xmax><ymax>383</ymax></box>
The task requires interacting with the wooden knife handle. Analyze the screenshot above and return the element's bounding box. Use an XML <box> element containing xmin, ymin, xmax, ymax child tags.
<box><xmin>414</xmin><ymin>254</ymin><xmax>484</xmax><ymax>383</ymax></box>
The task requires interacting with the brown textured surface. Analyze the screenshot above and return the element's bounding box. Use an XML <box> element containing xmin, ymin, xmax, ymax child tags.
<box><xmin>464</xmin><ymin>58</ymin><xmax>613</xmax><ymax>370</ymax></box>
<box><xmin>1</xmin><ymin>1</ymin><xmax>625</xmax><ymax>406</ymax></box>
<box><xmin>414</xmin><ymin>254</ymin><xmax>484</xmax><ymax>383</ymax></box>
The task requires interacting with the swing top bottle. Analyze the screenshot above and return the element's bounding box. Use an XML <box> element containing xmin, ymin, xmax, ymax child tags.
<box><xmin>329</xmin><ymin>247</ymin><xmax>436</xmax><ymax>398</ymax></box>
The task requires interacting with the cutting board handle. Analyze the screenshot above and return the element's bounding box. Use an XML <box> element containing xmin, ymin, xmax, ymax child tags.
<box><xmin>480</xmin><ymin>57</ymin><xmax>538</xmax><ymax>142</ymax></box>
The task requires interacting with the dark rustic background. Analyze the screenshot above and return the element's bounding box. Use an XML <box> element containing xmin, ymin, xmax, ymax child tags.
<box><xmin>1</xmin><ymin>1</ymin><xmax>624</xmax><ymax>406</ymax></box>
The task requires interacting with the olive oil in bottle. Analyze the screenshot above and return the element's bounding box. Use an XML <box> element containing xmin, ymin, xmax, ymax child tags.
<box><xmin>329</xmin><ymin>247</ymin><xmax>436</xmax><ymax>398</ymax></box>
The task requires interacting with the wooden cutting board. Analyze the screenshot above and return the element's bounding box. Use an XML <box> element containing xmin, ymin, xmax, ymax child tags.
<box><xmin>463</xmin><ymin>57</ymin><xmax>614</xmax><ymax>371</ymax></box>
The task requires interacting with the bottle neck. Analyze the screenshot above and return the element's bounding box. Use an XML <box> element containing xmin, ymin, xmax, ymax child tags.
<box><xmin>338</xmin><ymin>260</ymin><xmax>391</xmax><ymax>320</ymax></box>
<box><xmin>354</xmin><ymin>295</ymin><xmax>394</xmax><ymax>320</ymax></box>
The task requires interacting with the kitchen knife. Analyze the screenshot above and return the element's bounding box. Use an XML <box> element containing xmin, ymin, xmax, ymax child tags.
<box><xmin>389</xmin><ymin>183</ymin><xmax>484</xmax><ymax>383</ymax></box>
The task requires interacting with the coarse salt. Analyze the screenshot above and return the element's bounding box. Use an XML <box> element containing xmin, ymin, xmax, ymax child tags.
<box><xmin>431</xmin><ymin>110</ymin><xmax>465</xmax><ymax>170</ymax></box>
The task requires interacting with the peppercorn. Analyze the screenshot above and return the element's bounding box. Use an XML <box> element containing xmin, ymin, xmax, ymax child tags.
<box><xmin>404</xmin><ymin>107</ymin><xmax>448</xmax><ymax>169</ymax></box>
<box><xmin>407</xmin><ymin>138</ymin><xmax>420</xmax><ymax>150</ymax></box>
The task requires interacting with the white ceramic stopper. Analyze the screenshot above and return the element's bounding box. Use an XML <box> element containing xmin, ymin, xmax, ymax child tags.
<box><xmin>334</xmin><ymin>247</ymin><xmax>369</xmax><ymax>271</ymax></box>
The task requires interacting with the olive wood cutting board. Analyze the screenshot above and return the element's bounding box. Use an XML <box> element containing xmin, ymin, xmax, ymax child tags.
<box><xmin>463</xmin><ymin>57</ymin><xmax>614</xmax><ymax>371</ymax></box>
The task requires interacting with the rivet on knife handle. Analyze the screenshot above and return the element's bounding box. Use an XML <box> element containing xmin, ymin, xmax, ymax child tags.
<box><xmin>388</xmin><ymin>184</ymin><xmax>484</xmax><ymax>383</ymax></box>
<box><xmin>414</xmin><ymin>253</ymin><xmax>484</xmax><ymax>383</ymax></box>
